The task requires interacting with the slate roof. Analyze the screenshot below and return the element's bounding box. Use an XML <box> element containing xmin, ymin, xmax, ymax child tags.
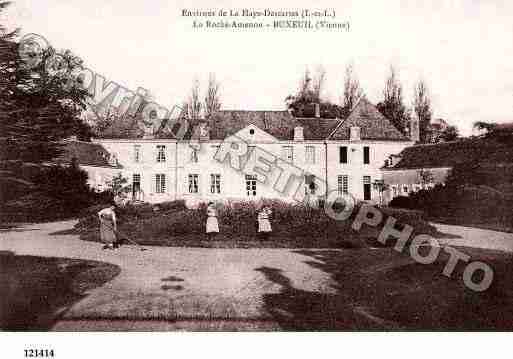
<box><xmin>95</xmin><ymin>99</ymin><xmax>410</xmax><ymax>142</ymax></box>
<box><xmin>328</xmin><ymin>98</ymin><xmax>409</xmax><ymax>141</ymax></box>
<box><xmin>56</xmin><ymin>140</ymin><xmax>119</xmax><ymax>168</ymax></box>
<box><xmin>385</xmin><ymin>138</ymin><xmax>513</xmax><ymax>170</ymax></box>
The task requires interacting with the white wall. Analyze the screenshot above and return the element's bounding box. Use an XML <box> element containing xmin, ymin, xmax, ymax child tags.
<box><xmin>326</xmin><ymin>140</ymin><xmax>413</xmax><ymax>203</ymax></box>
<box><xmin>90</xmin><ymin>136</ymin><xmax>412</xmax><ymax>204</ymax></box>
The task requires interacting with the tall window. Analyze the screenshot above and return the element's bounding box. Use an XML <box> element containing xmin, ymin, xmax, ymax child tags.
<box><xmin>156</xmin><ymin>145</ymin><xmax>166</xmax><ymax>162</ymax></box>
<box><xmin>155</xmin><ymin>174</ymin><xmax>166</xmax><ymax>193</ymax></box>
<box><xmin>339</xmin><ymin>146</ymin><xmax>348</xmax><ymax>164</ymax></box>
<box><xmin>363</xmin><ymin>146</ymin><xmax>370</xmax><ymax>164</ymax></box>
<box><xmin>210</xmin><ymin>174</ymin><xmax>221</xmax><ymax>194</ymax></box>
<box><xmin>363</xmin><ymin>176</ymin><xmax>371</xmax><ymax>200</ymax></box>
<box><xmin>281</xmin><ymin>146</ymin><xmax>294</xmax><ymax>163</ymax></box>
<box><xmin>305</xmin><ymin>146</ymin><xmax>315</xmax><ymax>164</ymax></box>
<box><xmin>190</xmin><ymin>148</ymin><xmax>198</xmax><ymax>163</ymax></box>
<box><xmin>132</xmin><ymin>174</ymin><xmax>141</xmax><ymax>199</ymax></box>
<box><xmin>305</xmin><ymin>174</ymin><xmax>316</xmax><ymax>195</ymax></box>
<box><xmin>188</xmin><ymin>174</ymin><xmax>199</xmax><ymax>193</ymax></box>
<box><xmin>245</xmin><ymin>174</ymin><xmax>257</xmax><ymax>197</ymax></box>
<box><xmin>133</xmin><ymin>145</ymin><xmax>141</xmax><ymax>163</ymax></box>
<box><xmin>337</xmin><ymin>175</ymin><xmax>349</xmax><ymax>195</ymax></box>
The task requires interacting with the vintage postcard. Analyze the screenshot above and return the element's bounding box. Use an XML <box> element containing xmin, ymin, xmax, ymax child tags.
<box><xmin>1</xmin><ymin>0</ymin><xmax>513</xmax><ymax>356</ymax></box>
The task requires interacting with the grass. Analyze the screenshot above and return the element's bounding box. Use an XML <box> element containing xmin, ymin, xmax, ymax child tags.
<box><xmin>0</xmin><ymin>251</ymin><xmax>120</xmax><ymax>330</ymax></box>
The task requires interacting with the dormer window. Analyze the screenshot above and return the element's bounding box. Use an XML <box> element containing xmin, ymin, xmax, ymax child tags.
<box><xmin>249</xmin><ymin>128</ymin><xmax>255</xmax><ymax>135</ymax></box>
<box><xmin>294</xmin><ymin>127</ymin><xmax>304</xmax><ymax>141</ymax></box>
<box><xmin>350</xmin><ymin>126</ymin><xmax>361</xmax><ymax>141</ymax></box>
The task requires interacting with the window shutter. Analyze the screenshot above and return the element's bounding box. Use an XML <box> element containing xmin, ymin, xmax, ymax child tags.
<box><xmin>166</xmin><ymin>173</ymin><xmax>170</xmax><ymax>193</ymax></box>
<box><xmin>151</xmin><ymin>174</ymin><xmax>156</xmax><ymax>193</ymax></box>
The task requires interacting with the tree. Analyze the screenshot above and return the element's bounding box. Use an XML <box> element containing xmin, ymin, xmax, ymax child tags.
<box><xmin>377</xmin><ymin>65</ymin><xmax>411</xmax><ymax>135</ymax></box>
<box><xmin>184</xmin><ymin>77</ymin><xmax>202</xmax><ymax>126</ymax></box>
<box><xmin>417</xmin><ymin>169</ymin><xmax>434</xmax><ymax>188</ymax></box>
<box><xmin>438</xmin><ymin>125</ymin><xmax>459</xmax><ymax>142</ymax></box>
<box><xmin>413</xmin><ymin>79</ymin><xmax>432</xmax><ymax>143</ymax></box>
<box><xmin>285</xmin><ymin>66</ymin><xmax>344</xmax><ymax>118</ymax></box>
<box><xmin>342</xmin><ymin>62</ymin><xmax>364</xmax><ymax>113</ymax></box>
<box><xmin>0</xmin><ymin>10</ymin><xmax>91</xmax><ymax>164</ymax></box>
<box><xmin>204</xmin><ymin>72</ymin><xmax>221</xmax><ymax>121</ymax></box>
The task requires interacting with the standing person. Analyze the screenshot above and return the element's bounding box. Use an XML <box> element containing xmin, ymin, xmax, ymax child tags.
<box><xmin>206</xmin><ymin>201</ymin><xmax>219</xmax><ymax>240</ymax></box>
<box><xmin>98</xmin><ymin>205</ymin><xmax>118</xmax><ymax>250</ymax></box>
<box><xmin>257</xmin><ymin>205</ymin><xmax>272</xmax><ymax>240</ymax></box>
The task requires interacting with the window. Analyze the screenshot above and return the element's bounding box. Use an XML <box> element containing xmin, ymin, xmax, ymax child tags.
<box><xmin>339</xmin><ymin>146</ymin><xmax>348</xmax><ymax>163</ymax></box>
<box><xmin>132</xmin><ymin>174</ymin><xmax>141</xmax><ymax>192</ymax></box>
<box><xmin>134</xmin><ymin>145</ymin><xmax>141</xmax><ymax>163</ymax></box>
<box><xmin>245</xmin><ymin>174</ymin><xmax>257</xmax><ymax>196</ymax></box>
<box><xmin>337</xmin><ymin>175</ymin><xmax>349</xmax><ymax>195</ymax></box>
<box><xmin>392</xmin><ymin>186</ymin><xmax>398</xmax><ymax>197</ymax></box>
<box><xmin>155</xmin><ymin>174</ymin><xmax>166</xmax><ymax>193</ymax></box>
<box><xmin>188</xmin><ymin>174</ymin><xmax>199</xmax><ymax>193</ymax></box>
<box><xmin>363</xmin><ymin>176</ymin><xmax>371</xmax><ymax>201</ymax></box>
<box><xmin>281</xmin><ymin>146</ymin><xmax>294</xmax><ymax>163</ymax></box>
<box><xmin>403</xmin><ymin>185</ymin><xmax>409</xmax><ymax>194</ymax></box>
<box><xmin>305</xmin><ymin>174</ymin><xmax>316</xmax><ymax>195</ymax></box>
<box><xmin>156</xmin><ymin>145</ymin><xmax>166</xmax><ymax>162</ymax></box>
<box><xmin>363</xmin><ymin>146</ymin><xmax>370</xmax><ymax>164</ymax></box>
<box><xmin>190</xmin><ymin>148</ymin><xmax>198</xmax><ymax>163</ymax></box>
<box><xmin>210</xmin><ymin>174</ymin><xmax>221</xmax><ymax>194</ymax></box>
<box><xmin>305</xmin><ymin>146</ymin><xmax>315</xmax><ymax>164</ymax></box>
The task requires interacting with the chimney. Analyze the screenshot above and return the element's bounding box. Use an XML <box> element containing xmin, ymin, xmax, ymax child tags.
<box><xmin>350</xmin><ymin>126</ymin><xmax>361</xmax><ymax>141</ymax></box>
<box><xmin>198</xmin><ymin>122</ymin><xmax>210</xmax><ymax>141</ymax></box>
<box><xmin>314</xmin><ymin>103</ymin><xmax>320</xmax><ymax>118</ymax></box>
<box><xmin>410</xmin><ymin>114</ymin><xmax>420</xmax><ymax>142</ymax></box>
<box><xmin>294</xmin><ymin>126</ymin><xmax>304</xmax><ymax>141</ymax></box>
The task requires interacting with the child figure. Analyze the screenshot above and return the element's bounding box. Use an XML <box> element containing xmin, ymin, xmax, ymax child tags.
<box><xmin>206</xmin><ymin>201</ymin><xmax>219</xmax><ymax>240</ymax></box>
<box><xmin>257</xmin><ymin>206</ymin><xmax>272</xmax><ymax>240</ymax></box>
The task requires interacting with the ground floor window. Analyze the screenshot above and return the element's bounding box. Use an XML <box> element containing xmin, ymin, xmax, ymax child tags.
<box><xmin>305</xmin><ymin>174</ymin><xmax>316</xmax><ymax>195</ymax></box>
<box><xmin>246</xmin><ymin>174</ymin><xmax>257</xmax><ymax>196</ymax></box>
<box><xmin>363</xmin><ymin>176</ymin><xmax>371</xmax><ymax>200</ymax></box>
<box><xmin>210</xmin><ymin>174</ymin><xmax>221</xmax><ymax>194</ymax></box>
<box><xmin>337</xmin><ymin>175</ymin><xmax>349</xmax><ymax>195</ymax></box>
<box><xmin>189</xmin><ymin>174</ymin><xmax>199</xmax><ymax>193</ymax></box>
<box><xmin>155</xmin><ymin>174</ymin><xmax>165</xmax><ymax>193</ymax></box>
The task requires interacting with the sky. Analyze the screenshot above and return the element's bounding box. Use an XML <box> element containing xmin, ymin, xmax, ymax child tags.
<box><xmin>3</xmin><ymin>0</ymin><xmax>513</xmax><ymax>135</ymax></box>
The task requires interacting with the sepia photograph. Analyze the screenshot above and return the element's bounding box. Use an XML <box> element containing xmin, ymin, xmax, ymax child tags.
<box><xmin>2</xmin><ymin>1</ymin><xmax>513</xmax><ymax>349</ymax></box>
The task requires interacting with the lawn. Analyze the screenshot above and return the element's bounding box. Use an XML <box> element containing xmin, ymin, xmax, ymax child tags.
<box><xmin>260</xmin><ymin>246</ymin><xmax>513</xmax><ymax>330</ymax></box>
<box><xmin>0</xmin><ymin>251</ymin><xmax>120</xmax><ymax>330</ymax></box>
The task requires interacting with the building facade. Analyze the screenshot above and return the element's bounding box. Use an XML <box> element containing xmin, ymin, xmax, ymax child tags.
<box><xmin>80</xmin><ymin>99</ymin><xmax>413</xmax><ymax>206</ymax></box>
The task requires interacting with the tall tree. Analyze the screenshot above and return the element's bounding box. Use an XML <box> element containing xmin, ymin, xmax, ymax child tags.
<box><xmin>0</xmin><ymin>2</ymin><xmax>91</xmax><ymax>164</ymax></box>
<box><xmin>413</xmin><ymin>79</ymin><xmax>432</xmax><ymax>143</ymax></box>
<box><xmin>204</xmin><ymin>72</ymin><xmax>221</xmax><ymax>120</ymax></box>
<box><xmin>342</xmin><ymin>62</ymin><xmax>364</xmax><ymax>114</ymax></box>
<box><xmin>285</xmin><ymin>66</ymin><xmax>344</xmax><ymax>118</ymax></box>
<box><xmin>183</xmin><ymin>77</ymin><xmax>202</xmax><ymax>126</ymax></box>
<box><xmin>377</xmin><ymin>65</ymin><xmax>411</xmax><ymax>135</ymax></box>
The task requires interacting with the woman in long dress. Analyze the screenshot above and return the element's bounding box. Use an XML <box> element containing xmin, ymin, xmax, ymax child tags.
<box><xmin>98</xmin><ymin>205</ymin><xmax>117</xmax><ymax>249</ymax></box>
<box><xmin>257</xmin><ymin>206</ymin><xmax>272</xmax><ymax>240</ymax></box>
<box><xmin>206</xmin><ymin>202</ymin><xmax>219</xmax><ymax>240</ymax></box>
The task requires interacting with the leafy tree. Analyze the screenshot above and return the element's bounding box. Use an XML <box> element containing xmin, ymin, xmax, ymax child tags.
<box><xmin>417</xmin><ymin>169</ymin><xmax>434</xmax><ymax>187</ymax></box>
<box><xmin>438</xmin><ymin>125</ymin><xmax>459</xmax><ymax>142</ymax></box>
<box><xmin>0</xmin><ymin>4</ymin><xmax>91</xmax><ymax>164</ymax></box>
<box><xmin>105</xmin><ymin>173</ymin><xmax>129</xmax><ymax>197</ymax></box>
<box><xmin>377</xmin><ymin>65</ymin><xmax>411</xmax><ymax>135</ymax></box>
<box><xmin>413</xmin><ymin>79</ymin><xmax>432</xmax><ymax>143</ymax></box>
<box><xmin>286</xmin><ymin>67</ymin><xmax>344</xmax><ymax>118</ymax></box>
